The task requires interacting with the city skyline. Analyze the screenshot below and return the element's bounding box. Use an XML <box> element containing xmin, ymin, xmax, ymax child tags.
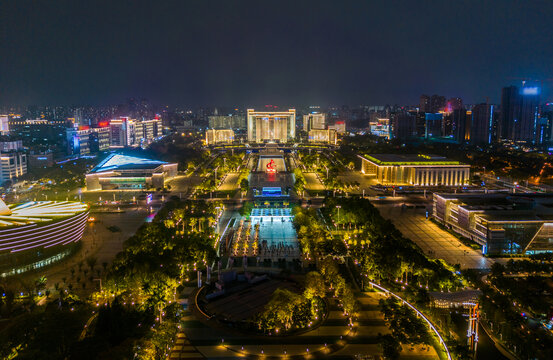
<box><xmin>3</xmin><ymin>1</ymin><xmax>553</xmax><ymax>106</ymax></box>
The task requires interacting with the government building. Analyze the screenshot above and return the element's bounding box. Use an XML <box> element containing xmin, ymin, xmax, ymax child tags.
<box><xmin>247</xmin><ymin>109</ymin><xmax>296</xmax><ymax>143</ymax></box>
<box><xmin>359</xmin><ymin>154</ymin><xmax>470</xmax><ymax>186</ymax></box>
<box><xmin>433</xmin><ymin>193</ymin><xmax>553</xmax><ymax>255</ymax></box>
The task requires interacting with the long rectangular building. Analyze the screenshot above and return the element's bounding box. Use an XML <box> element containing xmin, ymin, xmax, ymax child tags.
<box><xmin>359</xmin><ymin>154</ymin><xmax>470</xmax><ymax>186</ymax></box>
<box><xmin>433</xmin><ymin>193</ymin><xmax>553</xmax><ymax>255</ymax></box>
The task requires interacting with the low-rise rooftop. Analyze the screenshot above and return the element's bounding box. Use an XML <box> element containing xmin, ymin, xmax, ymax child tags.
<box><xmin>90</xmin><ymin>154</ymin><xmax>169</xmax><ymax>173</ymax></box>
<box><xmin>361</xmin><ymin>153</ymin><xmax>464</xmax><ymax>166</ymax></box>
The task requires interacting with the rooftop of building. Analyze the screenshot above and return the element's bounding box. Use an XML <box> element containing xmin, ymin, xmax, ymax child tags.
<box><xmin>0</xmin><ymin>200</ymin><xmax>88</xmax><ymax>227</ymax></box>
<box><xmin>89</xmin><ymin>153</ymin><xmax>171</xmax><ymax>174</ymax></box>
<box><xmin>436</xmin><ymin>192</ymin><xmax>553</xmax><ymax>222</ymax></box>
<box><xmin>361</xmin><ymin>153</ymin><xmax>465</xmax><ymax>166</ymax></box>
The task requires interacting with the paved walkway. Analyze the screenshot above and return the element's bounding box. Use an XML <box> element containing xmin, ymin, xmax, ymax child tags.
<box><xmin>218</xmin><ymin>173</ymin><xmax>239</xmax><ymax>191</ymax></box>
<box><xmin>169</xmin><ymin>313</ymin><xmax>205</xmax><ymax>359</ymax></box>
<box><xmin>177</xmin><ymin>290</ymin><xmax>437</xmax><ymax>359</ymax></box>
<box><xmin>304</xmin><ymin>172</ymin><xmax>325</xmax><ymax>192</ymax></box>
<box><xmin>376</xmin><ymin>204</ymin><xmax>494</xmax><ymax>269</ymax></box>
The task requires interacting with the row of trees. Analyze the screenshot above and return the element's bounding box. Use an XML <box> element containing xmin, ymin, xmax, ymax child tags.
<box><xmin>90</xmin><ymin>199</ymin><xmax>220</xmax><ymax>358</ymax></box>
<box><xmin>292</xmin><ymin>206</ymin><xmax>347</xmax><ymax>259</ymax></box>
<box><xmin>296</xmin><ymin>150</ymin><xmax>360</xmax><ymax>195</ymax></box>
<box><xmin>379</xmin><ymin>297</ymin><xmax>432</xmax><ymax>346</ymax></box>
<box><xmin>323</xmin><ymin>197</ymin><xmax>461</xmax><ymax>292</ymax></box>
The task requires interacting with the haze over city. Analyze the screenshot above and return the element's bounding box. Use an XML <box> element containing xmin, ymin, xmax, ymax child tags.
<box><xmin>2</xmin><ymin>0</ymin><xmax>553</xmax><ymax>106</ymax></box>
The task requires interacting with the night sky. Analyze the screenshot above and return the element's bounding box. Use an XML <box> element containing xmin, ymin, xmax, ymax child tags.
<box><xmin>2</xmin><ymin>0</ymin><xmax>553</xmax><ymax>107</ymax></box>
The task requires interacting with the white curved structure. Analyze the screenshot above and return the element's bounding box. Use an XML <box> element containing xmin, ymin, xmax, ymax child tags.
<box><xmin>369</xmin><ymin>281</ymin><xmax>452</xmax><ymax>360</ymax></box>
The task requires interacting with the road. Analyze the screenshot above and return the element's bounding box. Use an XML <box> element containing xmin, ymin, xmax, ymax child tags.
<box><xmin>375</xmin><ymin>203</ymin><xmax>494</xmax><ymax>269</ymax></box>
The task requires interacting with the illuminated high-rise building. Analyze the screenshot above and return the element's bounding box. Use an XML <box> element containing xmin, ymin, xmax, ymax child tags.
<box><xmin>247</xmin><ymin>109</ymin><xmax>296</xmax><ymax>143</ymax></box>
<box><xmin>500</xmin><ymin>85</ymin><xmax>540</xmax><ymax>143</ymax></box>
<box><xmin>208</xmin><ymin>115</ymin><xmax>246</xmax><ymax>130</ymax></box>
<box><xmin>109</xmin><ymin>117</ymin><xmax>133</xmax><ymax>147</ymax></box>
<box><xmin>303</xmin><ymin>113</ymin><xmax>326</xmax><ymax>131</ymax></box>
<box><xmin>0</xmin><ymin>115</ymin><xmax>9</xmax><ymax>135</ymax></box>
<box><xmin>0</xmin><ymin>152</ymin><xmax>26</xmax><ymax>184</ymax></box>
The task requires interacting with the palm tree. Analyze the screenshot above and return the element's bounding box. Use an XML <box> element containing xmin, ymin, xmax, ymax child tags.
<box><xmin>86</xmin><ymin>255</ymin><xmax>97</xmax><ymax>273</ymax></box>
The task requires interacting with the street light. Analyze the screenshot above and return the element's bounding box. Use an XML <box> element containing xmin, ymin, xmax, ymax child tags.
<box><xmin>336</xmin><ymin>205</ymin><xmax>341</xmax><ymax>224</ymax></box>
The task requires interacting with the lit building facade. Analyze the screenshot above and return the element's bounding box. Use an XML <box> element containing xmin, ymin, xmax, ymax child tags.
<box><xmin>205</xmin><ymin>129</ymin><xmax>235</xmax><ymax>145</ymax></box>
<box><xmin>0</xmin><ymin>152</ymin><xmax>27</xmax><ymax>184</ymax></box>
<box><xmin>328</xmin><ymin>121</ymin><xmax>346</xmax><ymax>133</ymax></box>
<box><xmin>303</xmin><ymin>113</ymin><xmax>326</xmax><ymax>131</ymax></box>
<box><xmin>134</xmin><ymin>118</ymin><xmax>161</xmax><ymax>146</ymax></box>
<box><xmin>109</xmin><ymin>117</ymin><xmax>161</xmax><ymax>148</ymax></box>
<box><xmin>86</xmin><ymin>154</ymin><xmax>177</xmax><ymax>191</ymax></box>
<box><xmin>208</xmin><ymin>115</ymin><xmax>246</xmax><ymax>130</ymax></box>
<box><xmin>0</xmin><ymin>140</ymin><xmax>23</xmax><ymax>152</ymax></box>
<box><xmin>247</xmin><ymin>109</ymin><xmax>296</xmax><ymax>143</ymax></box>
<box><xmin>0</xmin><ymin>115</ymin><xmax>9</xmax><ymax>135</ymax></box>
<box><xmin>109</xmin><ymin>117</ymin><xmax>133</xmax><ymax>147</ymax></box>
<box><xmin>433</xmin><ymin>193</ymin><xmax>553</xmax><ymax>255</ymax></box>
<box><xmin>0</xmin><ymin>200</ymin><xmax>89</xmax><ymax>277</ymax></box>
<box><xmin>359</xmin><ymin>154</ymin><xmax>470</xmax><ymax>186</ymax></box>
<box><xmin>308</xmin><ymin>129</ymin><xmax>337</xmax><ymax>144</ymax></box>
<box><xmin>66</xmin><ymin>127</ymin><xmax>110</xmax><ymax>156</ymax></box>
<box><xmin>369</xmin><ymin>118</ymin><xmax>391</xmax><ymax>139</ymax></box>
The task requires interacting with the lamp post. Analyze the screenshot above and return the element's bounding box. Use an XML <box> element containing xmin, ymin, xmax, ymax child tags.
<box><xmin>336</xmin><ymin>205</ymin><xmax>341</xmax><ymax>225</ymax></box>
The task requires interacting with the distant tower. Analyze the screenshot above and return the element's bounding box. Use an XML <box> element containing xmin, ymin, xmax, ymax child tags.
<box><xmin>470</xmin><ymin>104</ymin><xmax>494</xmax><ymax>144</ymax></box>
<box><xmin>500</xmin><ymin>84</ymin><xmax>540</xmax><ymax>143</ymax></box>
<box><xmin>419</xmin><ymin>95</ymin><xmax>430</xmax><ymax>112</ymax></box>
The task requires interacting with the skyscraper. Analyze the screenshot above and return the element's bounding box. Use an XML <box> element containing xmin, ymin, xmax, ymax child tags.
<box><xmin>246</xmin><ymin>109</ymin><xmax>296</xmax><ymax>143</ymax></box>
<box><xmin>470</xmin><ymin>104</ymin><xmax>494</xmax><ymax>145</ymax></box>
<box><xmin>419</xmin><ymin>95</ymin><xmax>430</xmax><ymax>112</ymax></box>
<box><xmin>0</xmin><ymin>115</ymin><xmax>9</xmax><ymax>135</ymax></box>
<box><xmin>430</xmin><ymin>95</ymin><xmax>446</xmax><ymax>113</ymax></box>
<box><xmin>499</xmin><ymin>85</ymin><xmax>540</xmax><ymax>143</ymax></box>
<box><xmin>424</xmin><ymin>113</ymin><xmax>443</xmax><ymax>138</ymax></box>
<box><xmin>447</xmin><ymin>97</ymin><xmax>463</xmax><ymax>112</ymax></box>
<box><xmin>303</xmin><ymin>113</ymin><xmax>326</xmax><ymax>131</ymax></box>
<box><xmin>391</xmin><ymin>112</ymin><xmax>416</xmax><ymax>140</ymax></box>
<box><xmin>453</xmin><ymin>109</ymin><xmax>469</xmax><ymax>143</ymax></box>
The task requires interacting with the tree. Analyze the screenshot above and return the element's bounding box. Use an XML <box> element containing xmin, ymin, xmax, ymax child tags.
<box><xmin>490</xmin><ymin>262</ymin><xmax>505</xmax><ymax>278</ymax></box>
<box><xmin>304</xmin><ymin>272</ymin><xmax>326</xmax><ymax>299</ymax></box>
<box><xmin>86</xmin><ymin>255</ymin><xmax>97</xmax><ymax>273</ymax></box>
<box><xmin>380</xmin><ymin>334</ymin><xmax>401</xmax><ymax>359</ymax></box>
<box><xmin>240</xmin><ymin>178</ymin><xmax>249</xmax><ymax>193</ymax></box>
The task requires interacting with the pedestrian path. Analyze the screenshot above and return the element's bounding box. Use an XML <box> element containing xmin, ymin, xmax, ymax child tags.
<box><xmin>169</xmin><ymin>313</ymin><xmax>205</xmax><ymax>359</ymax></box>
